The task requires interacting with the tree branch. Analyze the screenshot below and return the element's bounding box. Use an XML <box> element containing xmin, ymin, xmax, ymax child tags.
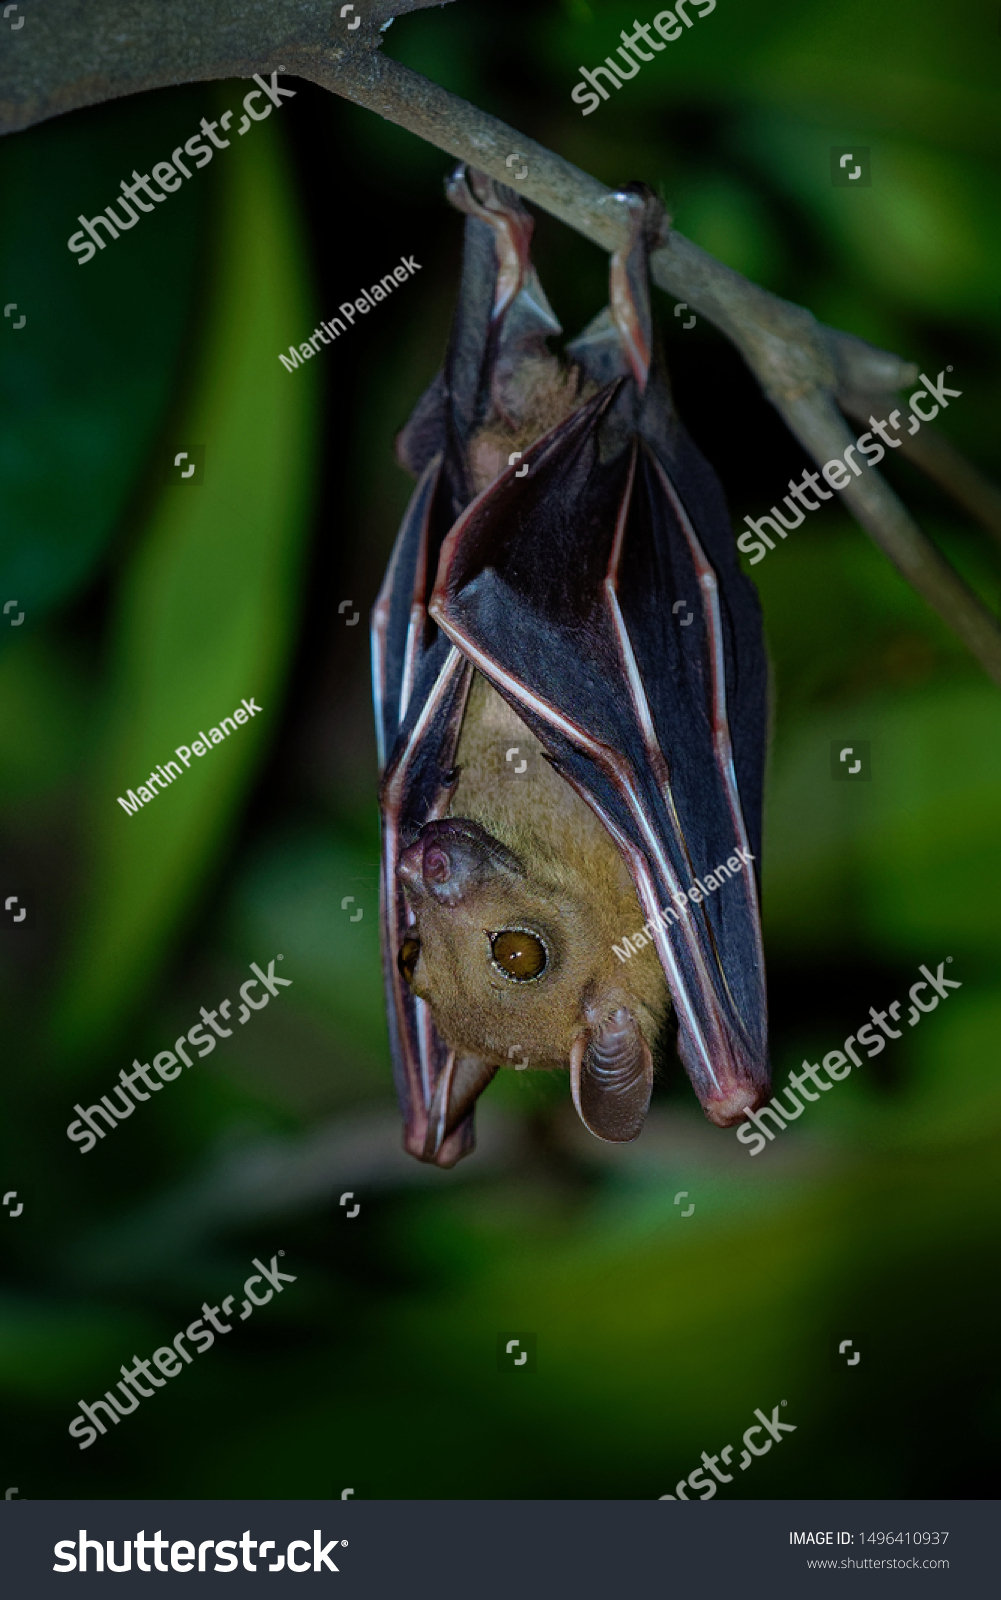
<box><xmin>0</xmin><ymin>0</ymin><xmax>454</xmax><ymax>131</ymax></box>
<box><xmin>4</xmin><ymin>3</ymin><xmax>1000</xmax><ymax>680</ymax></box>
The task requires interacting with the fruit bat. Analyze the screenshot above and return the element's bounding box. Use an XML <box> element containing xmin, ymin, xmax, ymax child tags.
<box><xmin>371</xmin><ymin>167</ymin><xmax>769</xmax><ymax>1167</ymax></box>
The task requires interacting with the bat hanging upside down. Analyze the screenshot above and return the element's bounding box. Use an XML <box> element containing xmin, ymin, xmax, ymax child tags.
<box><xmin>371</xmin><ymin>167</ymin><xmax>770</xmax><ymax>1166</ymax></box>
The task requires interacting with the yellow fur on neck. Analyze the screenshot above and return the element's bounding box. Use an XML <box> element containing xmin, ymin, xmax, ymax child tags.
<box><xmin>441</xmin><ymin>673</ymin><xmax>667</xmax><ymax>1063</ymax></box>
<box><xmin>469</xmin><ymin>362</ymin><xmax>597</xmax><ymax>495</ymax></box>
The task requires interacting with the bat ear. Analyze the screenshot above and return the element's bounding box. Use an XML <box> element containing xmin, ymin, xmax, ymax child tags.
<box><xmin>570</xmin><ymin>1005</ymin><xmax>654</xmax><ymax>1143</ymax></box>
<box><xmin>423</xmin><ymin>1051</ymin><xmax>500</xmax><ymax>1163</ymax></box>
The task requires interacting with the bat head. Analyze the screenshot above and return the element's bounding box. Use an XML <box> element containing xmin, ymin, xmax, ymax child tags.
<box><xmin>396</xmin><ymin>815</ymin><xmax>664</xmax><ymax>1142</ymax></box>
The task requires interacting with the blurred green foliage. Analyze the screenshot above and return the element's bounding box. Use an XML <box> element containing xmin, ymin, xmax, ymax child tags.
<box><xmin>47</xmin><ymin>103</ymin><xmax>320</xmax><ymax>1066</ymax></box>
<box><xmin>0</xmin><ymin>0</ymin><xmax>998</xmax><ymax>1501</ymax></box>
<box><xmin>0</xmin><ymin>90</ymin><xmax>208</xmax><ymax>624</ymax></box>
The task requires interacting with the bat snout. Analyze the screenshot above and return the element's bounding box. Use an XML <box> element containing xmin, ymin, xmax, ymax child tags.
<box><xmin>396</xmin><ymin>836</ymin><xmax>432</xmax><ymax>895</ymax></box>
<box><xmin>396</xmin><ymin>818</ymin><xmax>522</xmax><ymax>907</ymax></box>
<box><xmin>396</xmin><ymin>832</ymin><xmax>467</xmax><ymax>907</ymax></box>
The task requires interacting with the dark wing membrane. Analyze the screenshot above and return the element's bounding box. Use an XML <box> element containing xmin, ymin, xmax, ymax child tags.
<box><xmin>371</xmin><ymin>443</ymin><xmax>477</xmax><ymax>1163</ymax></box>
<box><xmin>614</xmin><ymin>443</ymin><xmax>768</xmax><ymax>1104</ymax></box>
<box><xmin>636</xmin><ymin>374</ymin><xmax>769</xmax><ymax>868</ymax></box>
<box><xmin>429</xmin><ymin>385</ymin><xmax>770</xmax><ymax>1124</ymax></box>
<box><xmin>379</xmin><ymin>645</ymin><xmax>475</xmax><ymax>1165</ymax></box>
<box><xmin>371</xmin><ymin>453</ymin><xmax>442</xmax><ymax>772</ymax></box>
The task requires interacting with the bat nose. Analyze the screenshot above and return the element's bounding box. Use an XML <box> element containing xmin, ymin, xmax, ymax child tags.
<box><xmin>397</xmin><ymin>836</ymin><xmax>431</xmax><ymax>890</ymax></box>
<box><xmin>396</xmin><ymin>828</ymin><xmax>461</xmax><ymax>903</ymax></box>
<box><xmin>396</xmin><ymin>819</ymin><xmax>521</xmax><ymax>906</ymax></box>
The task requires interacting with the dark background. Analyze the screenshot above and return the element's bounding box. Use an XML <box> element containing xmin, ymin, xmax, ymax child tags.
<box><xmin>0</xmin><ymin>0</ymin><xmax>999</xmax><ymax>1499</ymax></box>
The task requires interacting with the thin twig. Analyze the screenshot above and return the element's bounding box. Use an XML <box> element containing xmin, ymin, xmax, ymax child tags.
<box><xmin>3</xmin><ymin>4</ymin><xmax>1000</xmax><ymax>679</ymax></box>
<box><xmin>840</xmin><ymin>393</ymin><xmax>1001</xmax><ymax>553</ymax></box>
<box><xmin>780</xmin><ymin>392</ymin><xmax>1001</xmax><ymax>667</ymax></box>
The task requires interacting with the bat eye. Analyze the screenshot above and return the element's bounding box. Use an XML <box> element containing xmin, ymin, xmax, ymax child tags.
<box><xmin>490</xmin><ymin>928</ymin><xmax>548</xmax><ymax>982</ymax></box>
<box><xmin>398</xmin><ymin>937</ymin><xmax>421</xmax><ymax>986</ymax></box>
